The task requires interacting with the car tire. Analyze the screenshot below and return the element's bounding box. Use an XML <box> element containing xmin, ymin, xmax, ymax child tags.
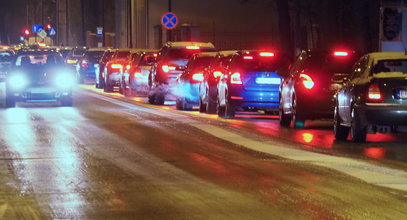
<box><xmin>279</xmin><ymin>107</ymin><xmax>292</xmax><ymax>127</ymax></box>
<box><xmin>350</xmin><ymin>108</ymin><xmax>366</xmax><ymax>143</ymax></box>
<box><xmin>199</xmin><ymin>98</ymin><xmax>206</xmax><ymax>113</ymax></box>
<box><xmin>61</xmin><ymin>97</ymin><xmax>73</xmax><ymax>107</ymax></box>
<box><xmin>292</xmin><ymin>95</ymin><xmax>305</xmax><ymax>128</ymax></box>
<box><xmin>217</xmin><ymin>98</ymin><xmax>225</xmax><ymax>117</ymax></box>
<box><xmin>148</xmin><ymin>93</ymin><xmax>156</xmax><ymax>104</ymax></box>
<box><xmin>224</xmin><ymin>98</ymin><xmax>235</xmax><ymax>119</ymax></box>
<box><xmin>5</xmin><ymin>95</ymin><xmax>16</xmax><ymax>108</ymax></box>
<box><xmin>334</xmin><ymin>105</ymin><xmax>349</xmax><ymax>140</ymax></box>
<box><xmin>206</xmin><ymin>97</ymin><xmax>217</xmax><ymax>114</ymax></box>
<box><xmin>155</xmin><ymin>93</ymin><xmax>165</xmax><ymax>105</ymax></box>
<box><xmin>104</xmin><ymin>81</ymin><xmax>113</xmax><ymax>92</ymax></box>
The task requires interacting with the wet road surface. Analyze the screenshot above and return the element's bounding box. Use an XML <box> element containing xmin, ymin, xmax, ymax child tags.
<box><xmin>0</xmin><ymin>86</ymin><xmax>407</xmax><ymax>219</ymax></box>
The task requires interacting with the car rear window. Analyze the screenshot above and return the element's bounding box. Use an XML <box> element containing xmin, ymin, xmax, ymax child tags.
<box><xmin>189</xmin><ymin>57</ymin><xmax>215</xmax><ymax>69</ymax></box>
<box><xmin>116</xmin><ymin>51</ymin><xmax>130</xmax><ymax>59</ymax></box>
<box><xmin>236</xmin><ymin>54</ymin><xmax>291</xmax><ymax>72</ymax></box>
<box><xmin>73</xmin><ymin>49</ymin><xmax>85</xmax><ymax>56</ymax></box>
<box><xmin>14</xmin><ymin>53</ymin><xmax>64</xmax><ymax>67</ymax></box>
<box><xmin>167</xmin><ymin>48</ymin><xmax>216</xmax><ymax>59</ymax></box>
<box><xmin>372</xmin><ymin>59</ymin><xmax>407</xmax><ymax>74</ymax></box>
<box><xmin>306</xmin><ymin>54</ymin><xmax>359</xmax><ymax>74</ymax></box>
<box><xmin>85</xmin><ymin>51</ymin><xmax>105</xmax><ymax>61</ymax></box>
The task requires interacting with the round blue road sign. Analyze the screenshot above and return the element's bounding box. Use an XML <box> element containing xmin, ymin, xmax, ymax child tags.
<box><xmin>161</xmin><ymin>12</ymin><xmax>179</xmax><ymax>30</ymax></box>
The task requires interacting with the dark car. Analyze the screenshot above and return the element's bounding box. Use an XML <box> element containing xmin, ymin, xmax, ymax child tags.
<box><xmin>103</xmin><ymin>49</ymin><xmax>138</xmax><ymax>92</ymax></box>
<box><xmin>58</xmin><ymin>47</ymin><xmax>73</xmax><ymax>59</ymax></box>
<box><xmin>95</xmin><ymin>49</ymin><xmax>114</xmax><ymax>89</ymax></box>
<box><xmin>175</xmin><ymin>52</ymin><xmax>217</xmax><ymax>110</ymax></box>
<box><xmin>217</xmin><ymin>50</ymin><xmax>290</xmax><ymax>118</ymax></box>
<box><xmin>334</xmin><ymin>52</ymin><xmax>407</xmax><ymax>142</ymax></box>
<box><xmin>5</xmin><ymin>49</ymin><xmax>75</xmax><ymax>107</ymax></box>
<box><xmin>65</xmin><ymin>47</ymin><xmax>86</xmax><ymax>67</ymax></box>
<box><xmin>279</xmin><ymin>50</ymin><xmax>360</xmax><ymax>128</ymax></box>
<box><xmin>120</xmin><ymin>50</ymin><xmax>157</xmax><ymax>96</ymax></box>
<box><xmin>148</xmin><ymin>41</ymin><xmax>216</xmax><ymax>105</ymax></box>
<box><xmin>199</xmin><ymin>50</ymin><xmax>237</xmax><ymax>114</ymax></box>
<box><xmin>0</xmin><ymin>49</ymin><xmax>15</xmax><ymax>81</ymax></box>
<box><xmin>75</xmin><ymin>48</ymin><xmax>106</xmax><ymax>84</ymax></box>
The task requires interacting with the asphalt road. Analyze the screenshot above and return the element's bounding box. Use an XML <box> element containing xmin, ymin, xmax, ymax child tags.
<box><xmin>1</xmin><ymin>85</ymin><xmax>407</xmax><ymax>219</ymax></box>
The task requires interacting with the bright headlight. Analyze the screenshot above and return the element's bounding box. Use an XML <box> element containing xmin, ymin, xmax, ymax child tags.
<box><xmin>55</xmin><ymin>72</ymin><xmax>75</xmax><ymax>89</ymax></box>
<box><xmin>8</xmin><ymin>74</ymin><xmax>28</xmax><ymax>90</ymax></box>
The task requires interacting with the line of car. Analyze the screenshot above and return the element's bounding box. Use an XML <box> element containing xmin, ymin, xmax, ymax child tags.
<box><xmin>12</xmin><ymin>41</ymin><xmax>405</xmax><ymax>143</ymax></box>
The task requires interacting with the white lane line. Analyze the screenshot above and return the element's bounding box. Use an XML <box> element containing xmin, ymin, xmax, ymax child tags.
<box><xmin>86</xmin><ymin>91</ymin><xmax>407</xmax><ymax>192</ymax></box>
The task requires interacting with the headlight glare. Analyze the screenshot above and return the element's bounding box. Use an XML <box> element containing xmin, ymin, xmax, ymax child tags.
<box><xmin>8</xmin><ymin>74</ymin><xmax>28</xmax><ymax>90</ymax></box>
<box><xmin>55</xmin><ymin>73</ymin><xmax>75</xmax><ymax>89</ymax></box>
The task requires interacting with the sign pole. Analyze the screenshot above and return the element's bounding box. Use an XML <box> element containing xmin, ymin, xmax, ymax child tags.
<box><xmin>167</xmin><ymin>0</ymin><xmax>172</xmax><ymax>41</ymax></box>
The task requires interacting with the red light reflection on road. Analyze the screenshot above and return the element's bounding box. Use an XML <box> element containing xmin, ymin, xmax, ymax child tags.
<box><xmin>364</xmin><ymin>147</ymin><xmax>386</xmax><ymax>159</ymax></box>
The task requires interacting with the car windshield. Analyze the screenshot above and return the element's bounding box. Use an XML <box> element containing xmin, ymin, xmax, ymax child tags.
<box><xmin>189</xmin><ymin>57</ymin><xmax>215</xmax><ymax>69</ymax></box>
<box><xmin>14</xmin><ymin>53</ymin><xmax>64</xmax><ymax>67</ymax></box>
<box><xmin>167</xmin><ymin>48</ymin><xmax>216</xmax><ymax>59</ymax></box>
<box><xmin>372</xmin><ymin>59</ymin><xmax>407</xmax><ymax>74</ymax></box>
<box><xmin>306</xmin><ymin>54</ymin><xmax>358</xmax><ymax>74</ymax></box>
<box><xmin>85</xmin><ymin>51</ymin><xmax>105</xmax><ymax>62</ymax></box>
<box><xmin>237</xmin><ymin>54</ymin><xmax>290</xmax><ymax>72</ymax></box>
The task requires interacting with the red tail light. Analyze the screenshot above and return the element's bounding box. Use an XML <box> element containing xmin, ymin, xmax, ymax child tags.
<box><xmin>66</xmin><ymin>59</ymin><xmax>77</xmax><ymax>64</ymax></box>
<box><xmin>161</xmin><ymin>65</ymin><xmax>176</xmax><ymax>73</ymax></box>
<box><xmin>260</xmin><ymin>52</ymin><xmax>275</xmax><ymax>57</ymax></box>
<box><xmin>231</xmin><ymin>72</ymin><xmax>243</xmax><ymax>85</ymax></box>
<box><xmin>334</xmin><ymin>51</ymin><xmax>349</xmax><ymax>56</ymax></box>
<box><xmin>192</xmin><ymin>73</ymin><xmax>204</xmax><ymax>82</ymax></box>
<box><xmin>125</xmin><ymin>64</ymin><xmax>131</xmax><ymax>70</ymax></box>
<box><xmin>213</xmin><ymin>71</ymin><xmax>222</xmax><ymax>78</ymax></box>
<box><xmin>243</xmin><ymin>55</ymin><xmax>253</xmax><ymax>60</ymax></box>
<box><xmin>111</xmin><ymin>64</ymin><xmax>123</xmax><ymax>69</ymax></box>
<box><xmin>186</xmin><ymin>46</ymin><xmax>200</xmax><ymax>50</ymax></box>
<box><xmin>81</xmin><ymin>60</ymin><xmax>88</xmax><ymax>67</ymax></box>
<box><xmin>367</xmin><ymin>83</ymin><xmax>382</xmax><ymax>101</ymax></box>
<box><xmin>299</xmin><ymin>73</ymin><xmax>314</xmax><ymax>89</ymax></box>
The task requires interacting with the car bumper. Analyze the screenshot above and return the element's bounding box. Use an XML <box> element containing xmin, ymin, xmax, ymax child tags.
<box><xmin>356</xmin><ymin>103</ymin><xmax>407</xmax><ymax>126</ymax></box>
<box><xmin>229</xmin><ymin>89</ymin><xmax>280</xmax><ymax>110</ymax></box>
<box><xmin>12</xmin><ymin>87</ymin><xmax>72</xmax><ymax>102</ymax></box>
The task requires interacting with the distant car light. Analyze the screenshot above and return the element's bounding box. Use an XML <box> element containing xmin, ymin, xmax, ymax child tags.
<box><xmin>334</xmin><ymin>51</ymin><xmax>349</xmax><ymax>56</ymax></box>
<box><xmin>111</xmin><ymin>64</ymin><xmax>123</xmax><ymax>69</ymax></box>
<box><xmin>8</xmin><ymin>74</ymin><xmax>28</xmax><ymax>90</ymax></box>
<box><xmin>299</xmin><ymin>73</ymin><xmax>314</xmax><ymax>89</ymax></box>
<box><xmin>231</xmin><ymin>72</ymin><xmax>243</xmax><ymax>84</ymax></box>
<box><xmin>161</xmin><ymin>65</ymin><xmax>176</xmax><ymax>73</ymax></box>
<box><xmin>243</xmin><ymin>55</ymin><xmax>253</xmax><ymax>60</ymax></box>
<box><xmin>192</xmin><ymin>73</ymin><xmax>204</xmax><ymax>82</ymax></box>
<box><xmin>213</xmin><ymin>71</ymin><xmax>222</xmax><ymax>78</ymax></box>
<box><xmin>66</xmin><ymin>59</ymin><xmax>77</xmax><ymax>64</ymax></box>
<box><xmin>260</xmin><ymin>52</ymin><xmax>275</xmax><ymax>57</ymax></box>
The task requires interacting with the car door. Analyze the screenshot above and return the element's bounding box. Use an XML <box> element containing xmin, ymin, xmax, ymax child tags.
<box><xmin>282</xmin><ymin>52</ymin><xmax>306</xmax><ymax>114</ymax></box>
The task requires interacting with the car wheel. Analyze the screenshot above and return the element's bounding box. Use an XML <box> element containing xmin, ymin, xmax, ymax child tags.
<box><xmin>334</xmin><ymin>105</ymin><xmax>349</xmax><ymax>140</ymax></box>
<box><xmin>292</xmin><ymin>95</ymin><xmax>305</xmax><ymax>128</ymax></box>
<box><xmin>224</xmin><ymin>98</ymin><xmax>235</xmax><ymax>119</ymax></box>
<box><xmin>279</xmin><ymin>105</ymin><xmax>292</xmax><ymax>127</ymax></box>
<box><xmin>104</xmin><ymin>81</ymin><xmax>113</xmax><ymax>92</ymax></box>
<box><xmin>176</xmin><ymin>97</ymin><xmax>184</xmax><ymax>110</ymax></box>
<box><xmin>350</xmin><ymin>108</ymin><xmax>366</xmax><ymax>143</ymax></box>
<box><xmin>206</xmin><ymin>96</ymin><xmax>217</xmax><ymax>114</ymax></box>
<box><xmin>5</xmin><ymin>95</ymin><xmax>16</xmax><ymax>108</ymax></box>
<box><xmin>217</xmin><ymin>98</ymin><xmax>225</xmax><ymax>117</ymax></box>
<box><xmin>148</xmin><ymin>93</ymin><xmax>156</xmax><ymax>104</ymax></box>
<box><xmin>61</xmin><ymin>97</ymin><xmax>73</xmax><ymax>107</ymax></box>
<box><xmin>199</xmin><ymin>98</ymin><xmax>206</xmax><ymax>113</ymax></box>
<box><xmin>155</xmin><ymin>93</ymin><xmax>165</xmax><ymax>105</ymax></box>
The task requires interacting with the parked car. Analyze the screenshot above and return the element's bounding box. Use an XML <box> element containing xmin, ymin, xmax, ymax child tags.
<box><xmin>148</xmin><ymin>41</ymin><xmax>216</xmax><ymax>105</ymax></box>
<box><xmin>120</xmin><ymin>50</ymin><xmax>158</xmax><ymax>96</ymax></box>
<box><xmin>5</xmin><ymin>49</ymin><xmax>75</xmax><ymax>107</ymax></box>
<box><xmin>75</xmin><ymin>48</ymin><xmax>106</xmax><ymax>84</ymax></box>
<box><xmin>0</xmin><ymin>49</ymin><xmax>15</xmax><ymax>81</ymax></box>
<box><xmin>334</xmin><ymin>52</ymin><xmax>407</xmax><ymax>142</ymax></box>
<box><xmin>217</xmin><ymin>50</ymin><xmax>290</xmax><ymax>118</ymax></box>
<box><xmin>103</xmin><ymin>48</ymin><xmax>139</xmax><ymax>92</ymax></box>
<box><xmin>279</xmin><ymin>50</ymin><xmax>360</xmax><ymax>128</ymax></box>
<box><xmin>175</xmin><ymin>52</ymin><xmax>218</xmax><ymax>110</ymax></box>
<box><xmin>95</xmin><ymin>49</ymin><xmax>114</xmax><ymax>89</ymax></box>
<box><xmin>58</xmin><ymin>47</ymin><xmax>73</xmax><ymax>59</ymax></box>
<box><xmin>199</xmin><ymin>50</ymin><xmax>237</xmax><ymax>114</ymax></box>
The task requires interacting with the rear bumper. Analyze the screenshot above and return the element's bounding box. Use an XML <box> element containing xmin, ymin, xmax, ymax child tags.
<box><xmin>229</xmin><ymin>88</ymin><xmax>280</xmax><ymax>110</ymax></box>
<box><xmin>356</xmin><ymin>103</ymin><xmax>407</xmax><ymax>126</ymax></box>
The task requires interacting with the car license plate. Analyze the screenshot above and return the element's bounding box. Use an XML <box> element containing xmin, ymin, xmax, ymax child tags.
<box><xmin>29</xmin><ymin>87</ymin><xmax>55</xmax><ymax>94</ymax></box>
<box><xmin>256</xmin><ymin>77</ymin><xmax>280</xmax><ymax>84</ymax></box>
<box><xmin>399</xmin><ymin>90</ymin><xmax>407</xmax><ymax>99</ymax></box>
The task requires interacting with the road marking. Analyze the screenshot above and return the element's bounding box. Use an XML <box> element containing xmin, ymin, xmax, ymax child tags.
<box><xmin>85</xmin><ymin>89</ymin><xmax>407</xmax><ymax>192</ymax></box>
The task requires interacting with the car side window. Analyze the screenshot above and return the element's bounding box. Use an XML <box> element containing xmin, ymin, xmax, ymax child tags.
<box><xmin>290</xmin><ymin>52</ymin><xmax>306</xmax><ymax>76</ymax></box>
<box><xmin>350</xmin><ymin>56</ymin><xmax>368</xmax><ymax>80</ymax></box>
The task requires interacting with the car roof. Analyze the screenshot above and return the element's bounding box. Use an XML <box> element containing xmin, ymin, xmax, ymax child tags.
<box><xmin>368</xmin><ymin>52</ymin><xmax>407</xmax><ymax>60</ymax></box>
<box><xmin>87</xmin><ymin>48</ymin><xmax>108</xmax><ymax>52</ymax></box>
<box><xmin>196</xmin><ymin>52</ymin><xmax>218</xmax><ymax>57</ymax></box>
<box><xmin>165</xmin><ymin>41</ymin><xmax>215</xmax><ymax>48</ymax></box>
<box><xmin>16</xmin><ymin>49</ymin><xmax>60</xmax><ymax>55</ymax></box>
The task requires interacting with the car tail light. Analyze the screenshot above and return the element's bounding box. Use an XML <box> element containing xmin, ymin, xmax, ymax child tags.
<box><xmin>231</xmin><ymin>72</ymin><xmax>243</xmax><ymax>85</ymax></box>
<box><xmin>192</xmin><ymin>73</ymin><xmax>204</xmax><ymax>82</ymax></box>
<box><xmin>66</xmin><ymin>59</ymin><xmax>77</xmax><ymax>64</ymax></box>
<box><xmin>213</xmin><ymin>71</ymin><xmax>222</xmax><ymax>78</ymax></box>
<box><xmin>260</xmin><ymin>52</ymin><xmax>275</xmax><ymax>57</ymax></box>
<box><xmin>81</xmin><ymin>59</ymin><xmax>88</xmax><ymax>67</ymax></box>
<box><xmin>186</xmin><ymin>46</ymin><xmax>200</xmax><ymax>50</ymax></box>
<box><xmin>161</xmin><ymin>65</ymin><xmax>176</xmax><ymax>73</ymax></box>
<box><xmin>125</xmin><ymin>64</ymin><xmax>131</xmax><ymax>70</ymax></box>
<box><xmin>367</xmin><ymin>83</ymin><xmax>382</xmax><ymax>101</ymax></box>
<box><xmin>334</xmin><ymin>51</ymin><xmax>349</xmax><ymax>56</ymax></box>
<box><xmin>153</xmin><ymin>53</ymin><xmax>158</xmax><ymax>57</ymax></box>
<box><xmin>111</xmin><ymin>64</ymin><xmax>123</xmax><ymax>69</ymax></box>
<box><xmin>243</xmin><ymin>55</ymin><xmax>253</xmax><ymax>60</ymax></box>
<box><xmin>299</xmin><ymin>73</ymin><xmax>314</xmax><ymax>89</ymax></box>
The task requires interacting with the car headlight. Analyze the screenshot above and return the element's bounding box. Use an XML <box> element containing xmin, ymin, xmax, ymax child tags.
<box><xmin>55</xmin><ymin>72</ymin><xmax>75</xmax><ymax>89</ymax></box>
<box><xmin>8</xmin><ymin>74</ymin><xmax>28</xmax><ymax>90</ymax></box>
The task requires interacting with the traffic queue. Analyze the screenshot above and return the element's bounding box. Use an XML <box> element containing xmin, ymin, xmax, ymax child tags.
<box><xmin>2</xmin><ymin>42</ymin><xmax>407</xmax><ymax>143</ymax></box>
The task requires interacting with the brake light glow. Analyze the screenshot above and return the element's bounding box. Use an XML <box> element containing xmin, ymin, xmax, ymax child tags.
<box><xmin>231</xmin><ymin>72</ymin><xmax>243</xmax><ymax>84</ymax></box>
<box><xmin>231</xmin><ymin>96</ymin><xmax>243</xmax><ymax>100</ymax></box>
<box><xmin>38</xmin><ymin>42</ymin><xmax>46</xmax><ymax>47</ymax></box>
<box><xmin>367</xmin><ymin>83</ymin><xmax>382</xmax><ymax>101</ymax></box>
<box><xmin>213</xmin><ymin>71</ymin><xmax>222</xmax><ymax>78</ymax></box>
<box><xmin>334</xmin><ymin>51</ymin><xmax>349</xmax><ymax>56</ymax></box>
<box><xmin>111</xmin><ymin>64</ymin><xmax>123</xmax><ymax>69</ymax></box>
<box><xmin>134</xmin><ymin>72</ymin><xmax>142</xmax><ymax>78</ymax></box>
<box><xmin>192</xmin><ymin>73</ymin><xmax>204</xmax><ymax>82</ymax></box>
<box><xmin>243</xmin><ymin>55</ymin><xmax>253</xmax><ymax>60</ymax></box>
<box><xmin>153</xmin><ymin>53</ymin><xmax>158</xmax><ymax>57</ymax></box>
<box><xmin>299</xmin><ymin>74</ymin><xmax>314</xmax><ymax>89</ymax></box>
<box><xmin>126</xmin><ymin>64</ymin><xmax>131</xmax><ymax>70</ymax></box>
<box><xmin>260</xmin><ymin>52</ymin><xmax>275</xmax><ymax>57</ymax></box>
<box><xmin>81</xmin><ymin>60</ymin><xmax>88</xmax><ymax>67</ymax></box>
<box><xmin>186</xmin><ymin>46</ymin><xmax>200</xmax><ymax>50</ymax></box>
<box><xmin>161</xmin><ymin>65</ymin><xmax>176</xmax><ymax>73</ymax></box>
<box><xmin>66</xmin><ymin>59</ymin><xmax>77</xmax><ymax>64</ymax></box>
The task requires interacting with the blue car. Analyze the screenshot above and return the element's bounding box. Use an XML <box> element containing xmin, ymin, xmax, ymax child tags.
<box><xmin>217</xmin><ymin>50</ymin><xmax>290</xmax><ymax>118</ymax></box>
<box><xmin>75</xmin><ymin>48</ymin><xmax>105</xmax><ymax>84</ymax></box>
